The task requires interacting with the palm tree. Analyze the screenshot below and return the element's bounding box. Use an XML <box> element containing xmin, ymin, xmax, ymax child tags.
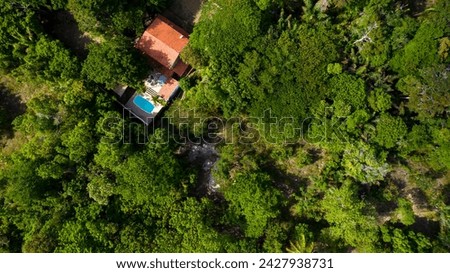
<box><xmin>286</xmin><ymin>234</ymin><xmax>315</xmax><ymax>253</ymax></box>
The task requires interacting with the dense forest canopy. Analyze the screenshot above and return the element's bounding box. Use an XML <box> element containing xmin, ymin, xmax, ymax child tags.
<box><xmin>0</xmin><ymin>0</ymin><xmax>449</xmax><ymax>253</ymax></box>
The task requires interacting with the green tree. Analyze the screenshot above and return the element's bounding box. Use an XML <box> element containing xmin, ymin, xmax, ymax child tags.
<box><xmin>60</xmin><ymin>119</ymin><xmax>96</xmax><ymax>163</ymax></box>
<box><xmin>153</xmin><ymin>198</ymin><xmax>224</xmax><ymax>252</ymax></box>
<box><xmin>342</xmin><ymin>141</ymin><xmax>389</xmax><ymax>184</ymax></box>
<box><xmin>67</xmin><ymin>0</ymin><xmax>168</xmax><ymax>35</ymax></box>
<box><xmin>86</xmin><ymin>166</ymin><xmax>115</xmax><ymax>206</ymax></box>
<box><xmin>330</xmin><ymin>73</ymin><xmax>366</xmax><ymax>110</ymax></box>
<box><xmin>394</xmin><ymin>198</ymin><xmax>415</xmax><ymax>226</ymax></box>
<box><xmin>82</xmin><ymin>38</ymin><xmax>148</xmax><ymax>88</ymax></box>
<box><xmin>115</xmin><ymin>130</ymin><xmax>185</xmax><ymax>215</ymax></box>
<box><xmin>396</xmin><ymin>66</ymin><xmax>450</xmax><ymax>120</ymax></box>
<box><xmin>321</xmin><ymin>182</ymin><xmax>379</xmax><ymax>251</ymax></box>
<box><xmin>381</xmin><ymin>226</ymin><xmax>432</xmax><ymax>253</ymax></box>
<box><xmin>190</xmin><ymin>0</ymin><xmax>261</xmax><ymax>66</ymax></box>
<box><xmin>0</xmin><ymin>1</ymin><xmax>41</xmax><ymax>70</ymax></box>
<box><xmin>374</xmin><ymin>113</ymin><xmax>407</xmax><ymax>149</ymax></box>
<box><xmin>286</xmin><ymin>224</ymin><xmax>315</xmax><ymax>253</ymax></box>
<box><xmin>19</xmin><ymin>36</ymin><xmax>80</xmax><ymax>82</ymax></box>
<box><xmin>368</xmin><ymin>88</ymin><xmax>391</xmax><ymax>112</ymax></box>
<box><xmin>390</xmin><ymin>13</ymin><xmax>447</xmax><ymax>76</ymax></box>
<box><xmin>223</xmin><ymin>171</ymin><xmax>281</xmax><ymax>238</ymax></box>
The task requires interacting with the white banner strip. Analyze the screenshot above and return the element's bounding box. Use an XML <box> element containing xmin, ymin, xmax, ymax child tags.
<box><xmin>0</xmin><ymin>253</ymin><xmax>448</xmax><ymax>273</ymax></box>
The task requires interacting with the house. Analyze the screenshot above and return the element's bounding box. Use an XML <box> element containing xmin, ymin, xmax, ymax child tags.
<box><xmin>114</xmin><ymin>15</ymin><xmax>190</xmax><ymax>125</ymax></box>
<box><xmin>136</xmin><ymin>15</ymin><xmax>190</xmax><ymax>80</ymax></box>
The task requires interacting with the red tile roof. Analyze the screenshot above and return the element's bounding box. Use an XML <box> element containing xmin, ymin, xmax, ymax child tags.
<box><xmin>173</xmin><ymin>60</ymin><xmax>190</xmax><ymax>77</ymax></box>
<box><xmin>136</xmin><ymin>15</ymin><xmax>189</xmax><ymax>75</ymax></box>
<box><xmin>159</xmin><ymin>77</ymin><xmax>179</xmax><ymax>101</ymax></box>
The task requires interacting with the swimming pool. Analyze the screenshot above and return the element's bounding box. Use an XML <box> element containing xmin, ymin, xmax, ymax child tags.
<box><xmin>133</xmin><ymin>95</ymin><xmax>155</xmax><ymax>114</ymax></box>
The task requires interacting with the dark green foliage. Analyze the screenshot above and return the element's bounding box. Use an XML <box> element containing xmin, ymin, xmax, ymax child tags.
<box><xmin>67</xmin><ymin>0</ymin><xmax>167</xmax><ymax>36</ymax></box>
<box><xmin>381</xmin><ymin>227</ymin><xmax>432</xmax><ymax>253</ymax></box>
<box><xmin>115</xmin><ymin>130</ymin><xmax>185</xmax><ymax>212</ymax></box>
<box><xmin>0</xmin><ymin>0</ymin><xmax>449</xmax><ymax>254</ymax></box>
<box><xmin>245</xmin><ymin>24</ymin><xmax>339</xmax><ymax>124</ymax></box>
<box><xmin>0</xmin><ymin>2</ymin><xmax>41</xmax><ymax>70</ymax></box>
<box><xmin>153</xmin><ymin>198</ymin><xmax>224</xmax><ymax>252</ymax></box>
<box><xmin>82</xmin><ymin>38</ymin><xmax>148</xmax><ymax>88</ymax></box>
<box><xmin>20</xmin><ymin>36</ymin><xmax>80</xmax><ymax>82</ymax></box>
<box><xmin>2</xmin><ymin>0</ymin><xmax>68</xmax><ymax>10</ymax></box>
<box><xmin>390</xmin><ymin>16</ymin><xmax>446</xmax><ymax>76</ymax></box>
<box><xmin>330</xmin><ymin>73</ymin><xmax>366</xmax><ymax>110</ymax></box>
<box><xmin>397</xmin><ymin>65</ymin><xmax>450</xmax><ymax>120</ymax></box>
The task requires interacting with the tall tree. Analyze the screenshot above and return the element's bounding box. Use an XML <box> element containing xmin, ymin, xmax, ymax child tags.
<box><xmin>82</xmin><ymin>38</ymin><xmax>148</xmax><ymax>88</ymax></box>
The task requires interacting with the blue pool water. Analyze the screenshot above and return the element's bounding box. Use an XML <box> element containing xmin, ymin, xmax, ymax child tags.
<box><xmin>133</xmin><ymin>95</ymin><xmax>155</xmax><ymax>114</ymax></box>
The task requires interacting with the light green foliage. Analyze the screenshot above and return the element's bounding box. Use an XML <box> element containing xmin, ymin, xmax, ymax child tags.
<box><xmin>262</xmin><ymin>222</ymin><xmax>288</xmax><ymax>253</ymax></box>
<box><xmin>346</xmin><ymin>109</ymin><xmax>370</xmax><ymax>134</ymax></box>
<box><xmin>368</xmin><ymin>88</ymin><xmax>391</xmax><ymax>112</ymax></box>
<box><xmin>115</xmin><ymin>130</ymin><xmax>185</xmax><ymax>213</ymax></box>
<box><xmin>86</xmin><ymin>169</ymin><xmax>115</xmax><ymax>206</ymax></box>
<box><xmin>56</xmin><ymin>205</ymin><xmax>106</xmax><ymax>252</ymax></box>
<box><xmin>37</xmin><ymin>155</ymin><xmax>67</xmax><ymax>180</ymax></box>
<box><xmin>355</xmin><ymin>23</ymin><xmax>389</xmax><ymax>67</ymax></box>
<box><xmin>327</xmin><ymin>63</ymin><xmax>342</xmax><ymax>75</ymax></box>
<box><xmin>389</xmin><ymin>0</ymin><xmax>449</xmax><ymax>78</ymax></box>
<box><xmin>321</xmin><ymin>183</ymin><xmax>378</xmax><ymax>251</ymax></box>
<box><xmin>67</xmin><ymin>0</ymin><xmax>100</xmax><ymax>34</ymax></box>
<box><xmin>389</xmin><ymin>15</ymin><xmax>418</xmax><ymax>52</ymax></box>
<box><xmin>394</xmin><ymin>198</ymin><xmax>415</xmax><ymax>226</ymax></box>
<box><xmin>0</xmin><ymin>1</ymin><xmax>41</xmax><ymax>69</ymax></box>
<box><xmin>286</xmin><ymin>224</ymin><xmax>315</xmax><ymax>253</ymax></box>
<box><xmin>63</xmin><ymin>81</ymin><xmax>94</xmax><ymax>107</ymax></box>
<box><xmin>154</xmin><ymin>198</ymin><xmax>224</xmax><ymax>252</ymax></box>
<box><xmin>3</xmin><ymin>155</ymin><xmax>47</xmax><ymax>206</ymax></box>
<box><xmin>190</xmin><ymin>0</ymin><xmax>261</xmax><ymax>65</ymax></box>
<box><xmin>428</xmin><ymin>123</ymin><xmax>450</xmax><ymax>171</ymax></box>
<box><xmin>374</xmin><ymin>113</ymin><xmax>407</xmax><ymax>149</ymax></box>
<box><xmin>439</xmin><ymin>37</ymin><xmax>450</xmax><ymax>61</ymax></box>
<box><xmin>403</xmin><ymin>124</ymin><xmax>430</xmax><ymax>155</ymax></box>
<box><xmin>61</xmin><ymin>119</ymin><xmax>96</xmax><ymax>163</ymax></box>
<box><xmin>381</xmin><ymin>227</ymin><xmax>412</xmax><ymax>252</ymax></box>
<box><xmin>224</xmin><ymin>171</ymin><xmax>281</xmax><ymax>238</ymax></box>
<box><xmin>241</xmin><ymin>22</ymin><xmax>338</xmax><ymax>126</ymax></box>
<box><xmin>342</xmin><ymin>141</ymin><xmax>389</xmax><ymax>184</ymax></box>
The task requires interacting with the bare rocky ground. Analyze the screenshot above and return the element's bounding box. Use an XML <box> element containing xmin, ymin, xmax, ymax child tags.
<box><xmin>178</xmin><ymin>140</ymin><xmax>221</xmax><ymax>197</ymax></box>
